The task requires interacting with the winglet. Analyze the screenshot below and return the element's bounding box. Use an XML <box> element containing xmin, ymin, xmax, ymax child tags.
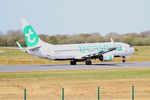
<box><xmin>111</xmin><ymin>38</ymin><xmax>113</xmax><ymax>43</ymax></box>
<box><xmin>111</xmin><ymin>38</ymin><xmax>116</xmax><ymax>50</ymax></box>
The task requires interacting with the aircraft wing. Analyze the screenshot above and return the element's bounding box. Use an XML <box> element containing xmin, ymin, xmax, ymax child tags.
<box><xmin>75</xmin><ymin>47</ymin><xmax>116</xmax><ymax>60</ymax></box>
<box><xmin>75</xmin><ymin>38</ymin><xmax>116</xmax><ymax>60</ymax></box>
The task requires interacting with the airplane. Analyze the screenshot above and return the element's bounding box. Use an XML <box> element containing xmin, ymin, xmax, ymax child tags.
<box><xmin>16</xmin><ymin>18</ymin><xmax>135</xmax><ymax>65</ymax></box>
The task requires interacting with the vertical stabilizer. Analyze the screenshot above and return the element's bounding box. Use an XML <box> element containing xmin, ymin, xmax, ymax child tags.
<box><xmin>21</xmin><ymin>18</ymin><xmax>41</xmax><ymax>47</ymax></box>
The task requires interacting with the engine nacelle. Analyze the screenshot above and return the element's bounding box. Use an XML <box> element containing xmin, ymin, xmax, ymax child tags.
<box><xmin>99</xmin><ymin>52</ymin><xmax>114</xmax><ymax>61</ymax></box>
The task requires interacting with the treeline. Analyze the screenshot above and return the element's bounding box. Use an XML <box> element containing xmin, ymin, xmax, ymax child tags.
<box><xmin>0</xmin><ymin>30</ymin><xmax>150</xmax><ymax>46</ymax></box>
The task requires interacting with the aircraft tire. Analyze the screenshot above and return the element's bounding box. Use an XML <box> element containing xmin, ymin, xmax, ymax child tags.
<box><xmin>122</xmin><ymin>59</ymin><xmax>126</xmax><ymax>63</ymax></box>
<box><xmin>70</xmin><ymin>60</ymin><xmax>76</xmax><ymax>65</ymax></box>
<box><xmin>122</xmin><ymin>56</ymin><xmax>126</xmax><ymax>63</ymax></box>
<box><xmin>85</xmin><ymin>61</ymin><xmax>92</xmax><ymax>65</ymax></box>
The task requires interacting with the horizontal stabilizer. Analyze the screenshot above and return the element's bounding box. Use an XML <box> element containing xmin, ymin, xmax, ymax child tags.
<box><xmin>16</xmin><ymin>41</ymin><xmax>26</xmax><ymax>51</ymax></box>
<box><xmin>27</xmin><ymin>46</ymin><xmax>41</xmax><ymax>51</ymax></box>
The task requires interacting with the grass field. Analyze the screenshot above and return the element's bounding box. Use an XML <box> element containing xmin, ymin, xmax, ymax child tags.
<box><xmin>0</xmin><ymin>68</ymin><xmax>150</xmax><ymax>100</ymax></box>
<box><xmin>0</xmin><ymin>46</ymin><xmax>150</xmax><ymax>65</ymax></box>
<box><xmin>0</xmin><ymin>46</ymin><xmax>150</xmax><ymax>100</ymax></box>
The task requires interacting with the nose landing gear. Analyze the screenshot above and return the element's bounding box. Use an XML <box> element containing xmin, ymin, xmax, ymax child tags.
<box><xmin>122</xmin><ymin>56</ymin><xmax>126</xmax><ymax>63</ymax></box>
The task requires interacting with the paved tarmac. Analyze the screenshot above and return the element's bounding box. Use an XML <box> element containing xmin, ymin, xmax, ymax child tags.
<box><xmin>0</xmin><ymin>62</ymin><xmax>150</xmax><ymax>72</ymax></box>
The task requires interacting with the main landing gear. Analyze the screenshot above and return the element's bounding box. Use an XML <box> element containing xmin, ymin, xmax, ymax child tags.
<box><xmin>70</xmin><ymin>60</ymin><xmax>92</xmax><ymax>65</ymax></box>
<box><xmin>85</xmin><ymin>60</ymin><xmax>92</xmax><ymax>65</ymax></box>
<box><xmin>70</xmin><ymin>60</ymin><xmax>77</xmax><ymax>65</ymax></box>
<box><xmin>122</xmin><ymin>56</ymin><xmax>126</xmax><ymax>63</ymax></box>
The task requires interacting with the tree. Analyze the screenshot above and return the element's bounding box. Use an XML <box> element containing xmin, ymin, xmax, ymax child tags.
<box><xmin>47</xmin><ymin>36</ymin><xmax>58</xmax><ymax>44</ymax></box>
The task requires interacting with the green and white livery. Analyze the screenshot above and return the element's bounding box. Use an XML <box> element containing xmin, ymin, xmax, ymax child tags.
<box><xmin>17</xmin><ymin>18</ymin><xmax>135</xmax><ymax>65</ymax></box>
<box><xmin>23</xmin><ymin>25</ymin><xmax>39</xmax><ymax>47</ymax></box>
<box><xmin>21</xmin><ymin>18</ymin><xmax>40</xmax><ymax>48</ymax></box>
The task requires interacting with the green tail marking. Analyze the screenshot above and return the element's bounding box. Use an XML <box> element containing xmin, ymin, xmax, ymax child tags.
<box><xmin>23</xmin><ymin>25</ymin><xmax>39</xmax><ymax>47</ymax></box>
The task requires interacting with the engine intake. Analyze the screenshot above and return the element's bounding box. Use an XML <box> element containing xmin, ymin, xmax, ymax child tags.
<box><xmin>99</xmin><ymin>52</ymin><xmax>114</xmax><ymax>61</ymax></box>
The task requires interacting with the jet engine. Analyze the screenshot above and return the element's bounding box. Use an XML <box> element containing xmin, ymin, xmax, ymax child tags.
<box><xmin>99</xmin><ymin>52</ymin><xmax>114</xmax><ymax>61</ymax></box>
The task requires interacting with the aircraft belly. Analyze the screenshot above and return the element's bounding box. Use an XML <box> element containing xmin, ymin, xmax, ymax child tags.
<box><xmin>54</xmin><ymin>51</ymin><xmax>78</xmax><ymax>59</ymax></box>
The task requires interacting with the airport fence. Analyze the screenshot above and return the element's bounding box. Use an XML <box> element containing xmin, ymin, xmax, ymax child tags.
<box><xmin>23</xmin><ymin>85</ymin><xmax>135</xmax><ymax>100</ymax></box>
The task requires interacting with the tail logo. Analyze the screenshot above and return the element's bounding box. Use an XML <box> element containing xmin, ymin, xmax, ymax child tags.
<box><xmin>25</xmin><ymin>29</ymin><xmax>36</xmax><ymax>43</ymax></box>
<box><xmin>24</xmin><ymin>25</ymin><xmax>39</xmax><ymax>47</ymax></box>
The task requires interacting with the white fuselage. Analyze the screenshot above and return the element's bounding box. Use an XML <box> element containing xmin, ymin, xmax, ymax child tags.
<box><xmin>27</xmin><ymin>42</ymin><xmax>134</xmax><ymax>61</ymax></box>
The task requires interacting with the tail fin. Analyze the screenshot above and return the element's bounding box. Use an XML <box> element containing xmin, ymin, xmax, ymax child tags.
<box><xmin>21</xmin><ymin>18</ymin><xmax>41</xmax><ymax>47</ymax></box>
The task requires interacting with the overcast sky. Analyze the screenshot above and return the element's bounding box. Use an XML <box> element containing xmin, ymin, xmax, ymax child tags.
<box><xmin>0</xmin><ymin>0</ymin><xmax>150</xmax><ymax>35</ymax></box>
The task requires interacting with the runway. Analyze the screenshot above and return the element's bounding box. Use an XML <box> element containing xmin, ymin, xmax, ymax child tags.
<box><xmin>0</xmin><ymin>62</ymin><xmax>150</xmax><ymax>72</ymax></box>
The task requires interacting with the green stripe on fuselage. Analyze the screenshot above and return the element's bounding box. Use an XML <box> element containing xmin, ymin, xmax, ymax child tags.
<box><xmin>78</xmin><ymin>44</ymin><xmax>123</xmax><ymax>53</ymax></box>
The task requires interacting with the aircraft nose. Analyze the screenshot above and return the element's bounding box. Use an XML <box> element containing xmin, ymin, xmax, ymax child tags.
<box><xmin>130</xmin><ymin>47</ymin><xmax>135</xmax><ymax>54</ymax></box>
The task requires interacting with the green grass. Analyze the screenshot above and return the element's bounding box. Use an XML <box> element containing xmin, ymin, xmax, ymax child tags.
<box><xmin>0</xmin><ymin>47</ymin><xmax>27</xmax><ymax>56</ymax></box>
<box><xmin>131</xmin><ymin>46</ymin><xmax>150</xmax><ymax>58</ymax></box>
<box><xmin>0</xmin><ymin>69</ymin><xmax>150</xmax><ymax>80</ymax></box>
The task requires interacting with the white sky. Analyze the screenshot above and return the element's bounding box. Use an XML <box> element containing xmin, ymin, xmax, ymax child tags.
<box><xmin>0</xmin><ymin>0</ymin><xmax>150</xmax><ymax>35</ymax></box>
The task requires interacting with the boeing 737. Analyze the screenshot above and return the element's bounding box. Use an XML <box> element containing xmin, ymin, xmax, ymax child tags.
<box><xmin>17</xmin><ymin>19</ymin><xmax>135</xmax><ymax>65</ymax></box>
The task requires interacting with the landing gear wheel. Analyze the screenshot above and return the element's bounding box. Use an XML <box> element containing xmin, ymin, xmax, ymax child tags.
<box><xmin>85</xmin><ymin>61</ymin><xmax>92</xmax><ymax>65</ymax></box>
<box><xmin>122</xmin><ymin>56</ymin><xmax>126</xmax><ymax>63</ymax></box>
<box><xmin>70</xmin><ymin>60</ymin><xmax>77</xmax><ymax>65</ymax></box>
<box><xmin>122</xmin><ymin>59</ymin><xmax>126</xmax><ymax>63</ymax></box>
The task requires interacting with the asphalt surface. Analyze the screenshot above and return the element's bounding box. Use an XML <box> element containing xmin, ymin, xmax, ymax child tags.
<box><xmin>0</xmin><ymin>62</ymin><xmax>150</xmax><ymax>72</ymax></box>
